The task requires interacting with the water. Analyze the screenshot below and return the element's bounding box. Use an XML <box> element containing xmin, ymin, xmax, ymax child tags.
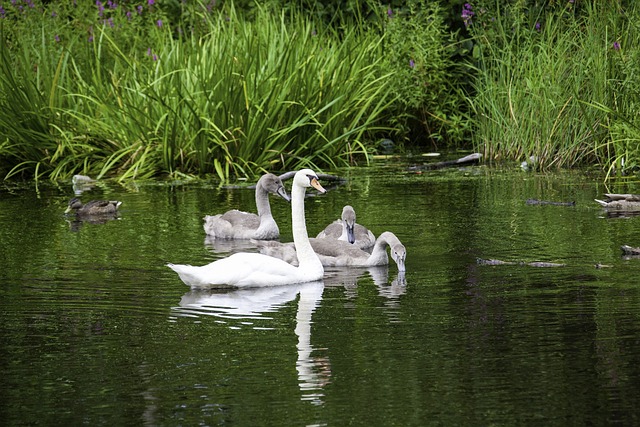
<box><xmin>2</xmin><ymin>160</ymin><xmax>640</xmax><ymax>425</ymax></box>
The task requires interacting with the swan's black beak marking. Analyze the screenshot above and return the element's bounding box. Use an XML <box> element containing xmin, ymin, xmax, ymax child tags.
<box><xmin>308</xmin><ymin>175</ymin><xmax>327</xmax><ymax>194</ymax></box>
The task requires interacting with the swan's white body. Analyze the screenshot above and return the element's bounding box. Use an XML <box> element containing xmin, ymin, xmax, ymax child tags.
<box><xmin>203</xmin><ymin>173</ymin><xmax>290</xmax><ymax>240</ymax></box>
<box><xmin>257</xmin><ymin>231</ymin><xmax>406</xmax><ymax>272</ymax></box>
<box><xmin>168</xmin><ymin>169</ymin><xmax>325</xmax><ymax>289</ymax></box>
<box><xmin>316</xmin><ymin>205</ymin><xmax>375</xmax><ymax>249</ymax></box>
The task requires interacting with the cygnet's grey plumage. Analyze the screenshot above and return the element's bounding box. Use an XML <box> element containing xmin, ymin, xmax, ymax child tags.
<box><xmin>203</xmin><ymin>173</ymin><xmax>290</xmax><ymax>240</ymax></box>
<box><xmin>316</xmin><ymin>205</ymin><xmax>375</xmax><ymax>249</ymax></box>
<box><xmin>256</xmin><ymin>231</ymin><xmax>406</xmax><ymax>272</ymax></box>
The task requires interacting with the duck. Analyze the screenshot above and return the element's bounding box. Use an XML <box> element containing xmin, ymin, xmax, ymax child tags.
<box><xmin>256</xmin><ymin>231</ymin><xmax>406</xmax><ymax>272</ymax></box>
<box><xmin>594</xmin><ymin>193</ymin><xmax>640</xmax><ymax>211</ymax></box>
<box><xmin>203</xmin><ymin>173</ymin><xmax>290</xmax><ymax>240</ymax></box>
<box><xmin>167</xmin><ymin>169</ymin><xmax>326</xmax><ymax>289</ymax></box>
<box><xmin>65</xmin><ymin>198</ymin><xmax>122</xmax><ymax>216</ymax></box>
<box><xmin>315</xmin><ymin>205</ymin><xmax>376</xmax><ymax>249</ymax></box>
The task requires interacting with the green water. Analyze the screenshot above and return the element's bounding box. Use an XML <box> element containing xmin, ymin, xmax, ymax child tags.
<box><xmin>2</xmin><ymin>161</ymin><xmax>640</xmax><ymax>426</ymax></box>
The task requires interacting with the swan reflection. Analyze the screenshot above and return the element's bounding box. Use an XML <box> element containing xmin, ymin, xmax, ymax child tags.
<box><xmin>324</xmin><ymin>266</ymin><xmax>407</xmax><ymax>299</ymax></box>
<box><xmin>173</xmin><ymin>281</ymin><xmax>329</xmax><ymax>404</ymax></box>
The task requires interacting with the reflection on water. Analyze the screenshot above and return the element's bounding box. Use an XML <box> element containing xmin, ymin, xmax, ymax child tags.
<box><xmin>324</xmin><ymin>266</ymin><xmax>406</xmax><ymax>316</ymax></box>
<box><xmin>173</xmin><ymin>281</ymin><xmax>329</xmax><ymax>405</ymax></box>
<box><xmin>3</xmin><ymin>165</ymin><xmax>640</xmax><ymax>425</ymax></box>
<box><xmin>66</xmin><ymin>214</ymin><xmax>120</xmax><ymax>232</ymax></box>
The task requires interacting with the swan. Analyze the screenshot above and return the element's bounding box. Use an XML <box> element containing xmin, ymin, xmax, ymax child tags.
<box><xmin>65</xmin><ymin>198</ymin><xmax>122</xmax><ymax>216</ymax></box>
<box><xmin>203</xmin><ymin>173</ymin><xmax>290</xmax><ymax>240</ymax></box>
<box><xmin>168</xmin><ymin>169</ymin><xmax>326</xmax><ymax>289</ymax></box>
<box><xmin>594</xmin><ymin>193</ymin><xmax>640</xmax><ymax>211</ymax></box>
<box><xmin>315</xmin><ymin>205</ymin><xmax>376</xmax><ymax>249</ymax></box>
<box><xmin>256</xmin><ymin>231</ymin><xmax>406</xmax><ymax>272</ymax></box>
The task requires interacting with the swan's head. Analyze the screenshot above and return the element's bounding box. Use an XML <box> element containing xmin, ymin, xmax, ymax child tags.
<box><xmin>390</xmin><ymin>243</ymin><xmax>406</xmax><ymax>272</ymax></box>
<box><xmin>65</xmin><ymin>197</ymin><xmax>82</xmax><ymax>214</ymax></box>
<box><xmin>260</xmin><ymin>173</ymin><xmax>291</xmax><ymax>202</ymax></box>
<box><xmin>295</xmin><ymin>169</ymin><xmax>326</xmax><ymax>194</ymax></box>
<box><xmin>342</xmin><ymin>205</ymin><xmax>356</xmax><ymax>244</ymax></box>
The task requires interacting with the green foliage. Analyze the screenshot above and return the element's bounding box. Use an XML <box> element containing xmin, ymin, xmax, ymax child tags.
<box><xmin>0</xmin><ymin>1</ymin><xmax>395</xmax><ymax>182</ymax></box>
<box><xmin>466</xmin><ymin>0</ymin><xmax>640</xmax><ymax>176</ymax></box>
<box><xmin>380</xmin><ymin>0</ymin><xmax>471</xmax><ymax>147</ymax></box>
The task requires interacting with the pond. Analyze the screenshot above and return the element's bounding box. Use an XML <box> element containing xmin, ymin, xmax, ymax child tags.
<box><xmin>2</xmin><ymin>157</ymin><xmax>640</xmax><ymax>425</ymax></box>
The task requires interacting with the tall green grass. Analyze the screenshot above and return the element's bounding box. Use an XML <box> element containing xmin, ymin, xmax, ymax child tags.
<box><xmin>0</xmin><ymin>3</ymin><xmax>395</xmax><ymax>181</ymax></box>
<box><xmin>467</xmin><ymin>1</ymin><xmax>640</xmax><ymax>176</ymax></box>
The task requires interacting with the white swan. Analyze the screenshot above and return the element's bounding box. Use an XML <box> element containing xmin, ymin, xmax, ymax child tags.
<box><xmin>315</xmin><ymin>205</ymin><xmax>375</xmax><ymax>249</ymax></box>
<box><xmin>203</xmin><ymin>173</ymin><xmax>290</xmax><ymax>240</ymax></box>
<box><xmin>257</xmin><ymin>231</ymin><xmax>406</xmax><ymax>272</ymax></box>
<box><xmin>168</xmin><ymin>169</ymin><xmax>326</xmax><ymax>289</ymax></box>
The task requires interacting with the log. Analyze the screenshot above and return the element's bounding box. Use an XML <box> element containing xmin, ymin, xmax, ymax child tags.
<box><xmin>411</xmin><ymin>153</ymin><xmax>482</xmax><ymax>171</ymax></box>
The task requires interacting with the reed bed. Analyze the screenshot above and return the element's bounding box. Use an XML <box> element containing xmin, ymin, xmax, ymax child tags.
<box><xmin>467</xmin><ymin>1</ymin><xmax>640</xmax><ymax>175</ymax></box>
<box><xmin>0</xmin><ymin>2</ymin><xmax>396</xmax><ymax>181</ymax></box>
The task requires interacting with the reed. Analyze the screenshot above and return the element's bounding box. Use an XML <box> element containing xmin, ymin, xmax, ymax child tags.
<box><xmin>0</xmin><ymin>2</ymin><xmax>395</xmax><ymax>181</ymax></box>
<box><xmin>466</xmin><ymin>1</ymin><xmax>640</xmax><ymax>174</ymax></box>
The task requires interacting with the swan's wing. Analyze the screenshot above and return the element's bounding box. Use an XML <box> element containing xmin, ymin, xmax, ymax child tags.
<box><xmin>309</xmin><ymin>238</ymin><xmax>369</xmax><ymax>264</ymax></box>
<box><xmin>219</xmin><ymin>210</ymin><xmax>260</xmax><ymax>228</ymax></box>
<box><xmin>354</xmin><ymin>224</ymin><xmax>376</xmax><ymax>248</ymax></box>
<box><xmin>315</xmin><ymin>220</ymin><xmax>342</xmax><ymax>239</ymax></box>
<box><xmin>203</xmin><ymin>210</ymin><xmax>260</xmax><ymax>238</ymax></box>
<box><xmin>168</xmin><ymin>253</ymin><xmax>304</xmax><ymax>288</ymax></box>
<box><xmin>255</xmin><ymin>241</ymin><xmax>298</xmax><ymax>265</ymax></box>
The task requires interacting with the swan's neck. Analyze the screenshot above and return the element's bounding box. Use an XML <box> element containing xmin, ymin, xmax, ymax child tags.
<box><xmin>367</xmin><ymin>232</ymin><xmax>394</xmax><ymax>266</ymax></box>
<box><xmin>292</xmin><ymin>184</ymin><xmax>321</xmax><ymax>268</ymax></box>
<box><xmin>255</xmin><ymin>182</ymin><xmax>273</xmax><ymax>221</ymax></box>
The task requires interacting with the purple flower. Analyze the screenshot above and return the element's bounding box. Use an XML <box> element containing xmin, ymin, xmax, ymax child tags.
<box><xmin>55</xmin><ymin>35</ymin><xmax>60</xmax><ymax>43</ymax></box>
<box><xmin>147</xmin><ymin>47</ymin><xmax>152</xmax><ymax>56</ymax></box>
<box><xmin>156</xmin><ymin>19</ymin><xmax>162</xmax><ymax>28</ymax></box>
<box><xmin>535</xmin><ymin>22</ymin><xmax>541</xmax><ymax>31</ymax></box>
<box><xmin>613</xmin><ymin>41</ymin><xmax>621</xmax><ymax>51</ymax></box>
<box><xmin>462</xmin><ymin>3</ymin><xmax>474</xmax><ymax>27</ymax></box>
<box><xmin>126</xmin><ymin>11</ymin><xmax>131</xmax><ymax>20</ymax></box>
<box><xmin>409</xmin><ymin>59</ymin><xmax>415</xmax><ymax>68</ymax></box>
<box><xmin>387</xmin><ymin>8</ymin><xmax>393</xmax><ymax>18</ymax></box>
<box><xmin>148</xmin><ymin>0</ymin><xmax>155</xmax><ymax>5</ymax></box>
<box><xmin>0</xmin><ymin>6</ymin><xmax>5</xmax><ymax>18</ymax></box>
<box><xmin>137</xmin><ymin>5</ymin><xmax>143</xmax><ymax>14</ymax></box>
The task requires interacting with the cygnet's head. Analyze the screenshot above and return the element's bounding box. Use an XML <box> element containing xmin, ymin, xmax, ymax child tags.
<box><xmin>390</xmin><ymin>243</ymin><xmax>406</xmax><ymax>272</ymax></box>
<box><xmin>260</xmin><ymin>173</ymin><xmax>291</xmax><ymax>202</ymax></box>
<box><xmin>341</xmin><ymin>205</ymin><xmax>356</xmax><ymax>244</ymax></box>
